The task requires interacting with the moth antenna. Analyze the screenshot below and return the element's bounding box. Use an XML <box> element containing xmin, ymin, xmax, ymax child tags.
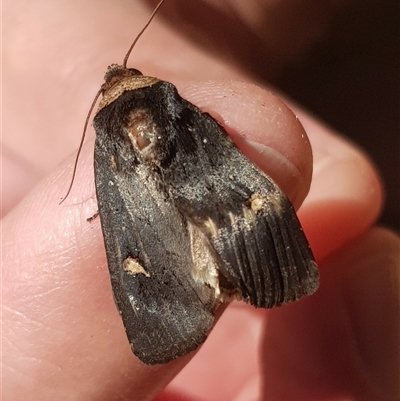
<box><xmin>123</xmin><ymin>0</ymin><xmax>166</xmax><ymax>68</ymax></box>
<box><xmin>59</xmin><ymin>88</ymin><xmax>102</xmax><ymax>205</ymax></box>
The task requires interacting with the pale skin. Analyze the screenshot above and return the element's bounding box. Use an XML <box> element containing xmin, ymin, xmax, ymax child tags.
<box><xmin>3</xmin><ymin>1</ymin><xmax>399</xmax><ymax>400</ymax></box>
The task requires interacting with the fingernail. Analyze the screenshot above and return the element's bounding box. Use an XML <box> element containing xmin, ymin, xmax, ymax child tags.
<box><xmin>342</xmin><ymin>241</ymin><xmax>400</xmax><ymax>399</ymax></box>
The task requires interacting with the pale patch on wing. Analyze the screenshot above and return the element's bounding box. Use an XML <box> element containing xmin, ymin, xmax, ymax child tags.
<box><xmin>188</xmin><ymin>222</ymin><xmax>219</xmax><ymax>293</ymax></box>
<box><xmin>123</xmin><ymin>257</ymin><xmax>151</xmax><ymax>277</ymax></box>
<box><xmin>188</xmin><ymin>221</ymin><xmax>241</xmax><ymax>303</ymax></box>
<box><xmin>248</xmin><ymin>193</ymin><xmax>265</xmax><ymax>213</ymax></box>
<box><xmin>203</xmin><ymin>217</ymin><xmax>218</xmax><ymax>237</ymax></box>
<box><xmin>125</xmin><ymin>109</ymin><xmax>159</xmax><ymax>155</ymax></box>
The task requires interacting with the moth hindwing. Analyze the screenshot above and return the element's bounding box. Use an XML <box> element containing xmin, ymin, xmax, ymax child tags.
<box><xmin>92</xmin><ymin>65</ymin><xmax>319</xmax><ymax>365</ymax></box>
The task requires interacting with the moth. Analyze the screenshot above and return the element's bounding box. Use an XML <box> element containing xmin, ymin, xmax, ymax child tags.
<box><xmin>71</xmin><ymin>0</ymin><xmax>319</xmax><ymax>365</ymax></box>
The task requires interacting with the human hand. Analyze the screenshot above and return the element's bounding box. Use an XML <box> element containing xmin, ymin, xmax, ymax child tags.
<box><xmin>3</xmin><ymin>1</ymin><xmax>399</xmax><ymax>400</ymax></box>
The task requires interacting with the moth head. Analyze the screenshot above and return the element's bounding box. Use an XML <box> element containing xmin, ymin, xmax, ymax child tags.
<box><xmin>102</xmin><ymin>65</ymin><xmax>143</xmax><ymax>94</ymax></box>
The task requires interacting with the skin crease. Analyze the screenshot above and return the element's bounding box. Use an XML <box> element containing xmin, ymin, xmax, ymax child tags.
<box><xmin>2</xmin><ymin>1</ymin><xmax>399</xmax><ymax>401</ymax></box>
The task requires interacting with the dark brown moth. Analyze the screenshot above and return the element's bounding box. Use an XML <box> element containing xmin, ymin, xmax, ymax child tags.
<box><xmin>73</xmin><ymin>0</ymin><xmax>319</xmax><ymax>365</ymax></box>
